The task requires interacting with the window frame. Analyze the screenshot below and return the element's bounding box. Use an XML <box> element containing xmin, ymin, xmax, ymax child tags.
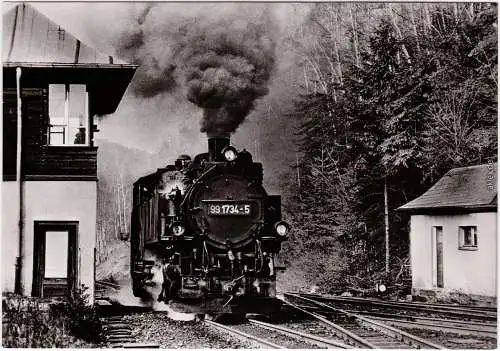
<box><xmin>458</xmin><ymin>226</ymin><xmax>478</xmax><ymax>251</ymax></box>
<box><xmin>48</xmin><ymin>84</ymin><xmax>89</xmax><ymax>147</ymax></box>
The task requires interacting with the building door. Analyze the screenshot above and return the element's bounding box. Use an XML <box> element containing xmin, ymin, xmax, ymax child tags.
<box><xmin>32</xmin><ymin>222</ymin><xmax>78</xmax><ymax>298</ymax></box>
<box><xmin>432</xmin><ymin>226</ymin><xmax>444</xmax><ymax>288</ymax></box>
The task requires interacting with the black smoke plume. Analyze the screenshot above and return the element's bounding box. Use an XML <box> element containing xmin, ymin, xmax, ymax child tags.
<box><xmin>117</xmin><ymin>4</ymin><xmax>178</xmax><ymax>98</ymax></box>
<box><xmin>116</xmin><ymin>4</ymin><xmax>276</xmax><ymax>136</ymax></box>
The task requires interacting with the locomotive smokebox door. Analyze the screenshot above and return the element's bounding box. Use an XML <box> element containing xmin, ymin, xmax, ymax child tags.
<box><xmin>201</xmin><ymin>199</ymin><xmax>260</xmax><ymax>247</ymax></box>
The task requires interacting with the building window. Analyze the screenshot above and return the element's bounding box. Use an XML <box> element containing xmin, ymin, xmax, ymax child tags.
<box><xmin>459</xmin><ymin>226</ymin><xmax>478</xmax><ymax>250</ymax></box>
<box><xmin>48</xmin><ymin>84</ymin><xmax>88</xmax><ymax>146</ymax></box>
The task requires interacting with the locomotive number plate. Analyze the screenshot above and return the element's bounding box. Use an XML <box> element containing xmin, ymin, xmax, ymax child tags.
<box><xmin>204</xmin><ymin>201</ymin><xmax>253</xmax><ymax>216</ymax></box>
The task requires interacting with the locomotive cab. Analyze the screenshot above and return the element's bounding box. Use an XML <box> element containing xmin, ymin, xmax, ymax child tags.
<box><xmin>131</xmin><ymin>137</ymin><xmax>289</xmax><ymax>313</ymax></box>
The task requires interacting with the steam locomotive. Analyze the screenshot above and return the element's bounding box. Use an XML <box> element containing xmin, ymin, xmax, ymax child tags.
<box><xmin>130</xmin><ymin>137</ymin><xmax>289</xmax><ymax>313</ymax></box>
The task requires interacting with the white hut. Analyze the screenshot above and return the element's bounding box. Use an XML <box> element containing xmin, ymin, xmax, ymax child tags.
<box><xmin>399</xmin><ymin>163</ymin><xmax>497</xmax><ymax>303</ymax></box>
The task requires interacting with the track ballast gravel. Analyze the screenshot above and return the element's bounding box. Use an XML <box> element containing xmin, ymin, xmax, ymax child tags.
<box><xmin>122</xmin><ymin>312</ymin><xmax>254</xmax><ymax>348</ymax></box>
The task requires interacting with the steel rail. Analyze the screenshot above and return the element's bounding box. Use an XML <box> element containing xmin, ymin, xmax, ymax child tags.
<box><xmin>297</xmin><ymin>293</ymin><xmax>497</xmax><ymax>320</ymax></box>
<box><xmin>248</xmin><ymin>318</ymin><xmax>353</xmax><ymax>349</ymax></box>
<box><xmin>281</xmin><ymin>299</ymin><xmax>377</xmax><ymax>348</ymax></box>
<box><xmin>309</xmin><ymin>294</ymin><xmax>497</xmax><ymax>312</ymax></box>
<box><xmin>203</xmin><ymin>320</ymin><xmax>285</xmax><ymax>349</ymax></box>
<box><xmin>350</xmin><ymin>310</ymin><xmax>497</xmax><ymax>330</ymax></box>
<box><xmin>366</xmin><ymin>316</ymin><xmax>497</xmax><ymax>338</ymax></box>
<box><xmin>286</xmin><ymin>293</ymin><xmax>443</xmax><ymax>349</ymax></box>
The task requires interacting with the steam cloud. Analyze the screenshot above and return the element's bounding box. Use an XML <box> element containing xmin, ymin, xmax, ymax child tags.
<box><xmin>116</xmin><ymin>4</ymin><xmax>277</xmax><ymax>137</ymax></box>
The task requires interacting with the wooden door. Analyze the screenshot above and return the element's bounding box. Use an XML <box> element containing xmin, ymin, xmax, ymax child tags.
<box><xmin>32</xmin><ymin>222</ymin><xmax>78</xmax><ymax>298</ymax></box>
<box><xmin>433</xmin><ymin>226</ymin><xmax>444</xmax><ymax>288</ymax></box>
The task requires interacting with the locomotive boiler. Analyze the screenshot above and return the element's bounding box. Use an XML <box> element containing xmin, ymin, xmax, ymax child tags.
<box><xmin>130</xmin><ymin>136</ymin><xmax>289</xmax><ymax>313</ymax></box>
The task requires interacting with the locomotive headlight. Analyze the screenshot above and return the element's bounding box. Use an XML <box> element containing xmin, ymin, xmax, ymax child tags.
<box><xmin>221</xmin><ymin>146</ymin><xmax>238</xmax><ymax>162</ymax></box>
<box><xmin>274</xmin><ymin>221</ymin><xmax>290</xmax><ymax>237</ymax></box>
<box><xmin>377</xmin><ymin>283</ymin><xmax>387</xmax><ymax>293</ymax></box>
<box><xmin>171</xmin><ymin>222</ymin><xmax>185</xmax><ymax>236</ymax></box>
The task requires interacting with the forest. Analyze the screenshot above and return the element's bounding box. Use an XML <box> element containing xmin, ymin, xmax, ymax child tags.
<box><xmin>278</xmin><ymin>2</ymin><xmax>497</xmax><ymax>293</ymax></box>
<box><xmin>96</xmin><ymin>3</ymin><xmax>497</xmax><ymax>293</ymax></box>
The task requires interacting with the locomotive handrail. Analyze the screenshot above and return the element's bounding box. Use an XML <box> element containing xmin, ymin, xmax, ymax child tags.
<box><xmin>202</xmin><ymin>240</ymin><xmax>209</xmax><ymax>272</ymax></box>
<box><xmin>180</xmin><ymin>165</ymin><xmax>217</xmax><ymax>208</ymax></box>
<box><xmin>255</xmin><ymin>239</ymin><xmax>264</xmax><ymax>273</ymax></box>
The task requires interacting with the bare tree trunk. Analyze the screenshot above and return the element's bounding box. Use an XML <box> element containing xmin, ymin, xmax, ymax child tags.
<box><xmin>114</xmin><ymin>174</ymin><xmax>122</xmax><ymax>239</ymax></box>
<box><xmin>423</xmin><ymin>4</ymin><xmax>431</xmax><ymax>35</ymax></box>
<box><xmin>384</xmin><ymin>177</ymin><xmax>390</xmax><ymax>273</ymax></box>
<box><xmin>468</xmin><ymin>3</ymin><xmax>475</xmax><ymax>22</ymax></box>
<box><xmin>408</xmin><ymin>4</ymin><xmax>420</xmax><ymax>52</ymax></box>
<box><xmin>303</xmin><ymin>66</ymin><xmax>309</xmax><ymax>93</ymax></box>
<box><xmin>349</xmin><ymin>5</ymin><xmax>360</xmax><ymax>68</ymax></box>
<box><xmin>334</xmin><ymin>8</ymin><xmax>343</xmax><ymax>86</ymax></box>
<box><xmin>118</xmin><ymin>172</ymin><xmax>128</xmax><ymax>234</ymax></box>
<box><xmin>304</xmin><ymin>55</ymin><xmax>328</xmax><ymax>93</ymax></box>
<box><xmin>315</xmin><ymin>42</ymin><xmax>337</xmax><ymax>101</ymax></box>
<box><xmin>296</xmin><ymin>152</ymin><xmax>301</xmax><ymax>189</ymax></box>
<box><xmin>439</xmin><ymin>6</ymin><xmax>447</xmax><ymax>32</ymax></box>
<box><xmin>387</xmin><ymin>4</ymin><xmax>411</xmax><ymax>64</ymax></box>
<box><xmin>453</xmin><ymin>3</ymin><xmax>459</xmax><ymax>23</ymax></box>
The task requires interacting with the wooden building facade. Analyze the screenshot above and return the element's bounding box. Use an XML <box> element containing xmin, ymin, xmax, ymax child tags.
<box><xmin>2</xmin><ymin>4</ymin><xmax>136</xmax><ymax>301</ymax></box>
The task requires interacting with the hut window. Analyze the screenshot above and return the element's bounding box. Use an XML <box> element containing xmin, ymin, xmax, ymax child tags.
<box><xmin>458</xmin><ymin>226</ymin><xmax>478</xmax><ymax>250</ymax></box>
<box><xmin>48</xmin><ymin>84</ymin><xmax>88</xmax><ymax>146</ymax></box>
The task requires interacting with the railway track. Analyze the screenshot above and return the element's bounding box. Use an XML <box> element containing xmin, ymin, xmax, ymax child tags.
<box><xmin>351</xmin><ymin>310</ymin><xmax>497</xmax><ymax>337</ymax></box>
<box><xmin>204</xmin><ymin>319</ymin><xmax>285</xmax><ymax>348</ymax></box>
<box><xmin>205</xmin><ymin>318</ymin><xmax>352</xmax><ymax>348</ymax></box>
<box><xmin>283</xmin><ymin>293</ymin><xmax>443</xmax><ymax>348</ymax></box>
<box><xmin>95</xmin><ymin>286</ymin><xmax>159</xmax><ymax>349</ymax></box>
<box><xmin>95</xmin><ymin>292</ymin><xmax>442</xmax><ymax>348</ymax></box>
<box><xmin>94</xmin><ymin>284</ymin><xmax>491</xmax><ymax>348</ymax></box>
<box><xmin>295</xmin><ymin>292</ymin><xmax>497</xmax><ymax>321</ymax></box>
<box><xmin>287</xmin><ymin>292</ymin><xmax>497</xmax><ymax>338</ymax></box>
<box><xmin>101</xmin><ymin>315</ymin><xmax>159</xmax><ymax>348</ymax></box>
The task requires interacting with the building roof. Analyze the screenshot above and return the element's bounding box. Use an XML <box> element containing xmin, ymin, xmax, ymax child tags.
<box><xmin>3</xmin><ymin>3</ymin><xmax>128</xmax><ymax>65</ymax></box>
<box><xmin>3</xmin><ymin>3</ymin><xmax>137</xmax><ymax>115</ymax></box>
<box><xmin>398</xmin><ymin>163</ymin><xmax>497</xmax><ymax>213</ymax></box>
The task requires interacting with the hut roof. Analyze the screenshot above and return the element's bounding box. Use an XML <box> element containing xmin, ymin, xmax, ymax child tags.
<box><xmin>398</xmin><ymin>163</ymin><xmax>497</xmax><ymax>213</ymax></box>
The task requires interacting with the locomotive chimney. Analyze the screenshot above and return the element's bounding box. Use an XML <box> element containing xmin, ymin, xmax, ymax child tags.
<box><xmin>208</xmin><ymin>135</ymin><xmax>230</xmax><ymax>162</ymax></box>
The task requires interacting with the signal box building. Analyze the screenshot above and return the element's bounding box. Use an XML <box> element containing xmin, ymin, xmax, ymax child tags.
<box><xmin>2</xmin><ymin>4</ymin><xmax>136</xmax><ymax>302</ymax></box>
<box><xmin>399</xmin><ymin>163</ymin><xmax>497</xmax><ymax>303</ymax></box>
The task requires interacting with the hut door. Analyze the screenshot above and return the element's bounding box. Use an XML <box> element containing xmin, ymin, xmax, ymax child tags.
<box><xmin>32</xmin><ymin>222</ymin><xmax>78</xmax><ymax>298</ymax></box>
<box><xmin>432</xmin><ymin>226</ymin><xmax>444</xmax><ymax>288</ymax></box>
